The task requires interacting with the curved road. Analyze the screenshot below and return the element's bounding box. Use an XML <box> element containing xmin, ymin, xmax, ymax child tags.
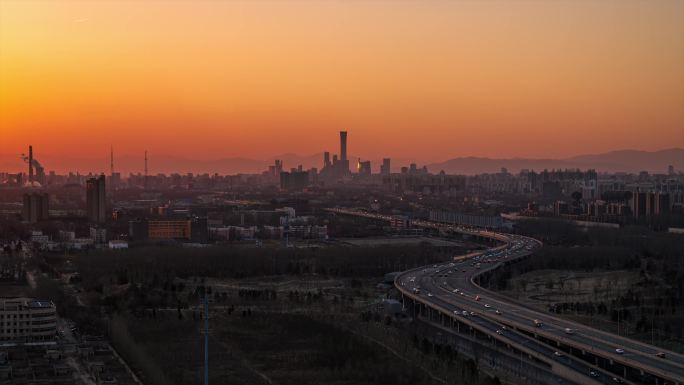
<box><xmin>327</xmin><ymin>208</ymin><xmax>684</xmax><ymax>385</ymax></box>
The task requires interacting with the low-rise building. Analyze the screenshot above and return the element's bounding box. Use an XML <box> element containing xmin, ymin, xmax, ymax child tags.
<box><xmin>108</xmin><ymin>240</ymin><xmax>129</xmax><ymax>249</ymax></box>
<box><xmin>0</xmin><ymin>298</ymin><xmax>57</xmax><ymax>342</ymax></box>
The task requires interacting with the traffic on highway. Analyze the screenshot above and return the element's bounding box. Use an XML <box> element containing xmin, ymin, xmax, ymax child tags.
<box><xmin>327</xmin><ymin>208</ymin><xmax>684</xmax><ymax>385</ymax></box>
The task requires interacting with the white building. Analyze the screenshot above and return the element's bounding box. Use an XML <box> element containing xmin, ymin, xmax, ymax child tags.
<box><xmin>90</xmin><ymin>227</ymin><xmax>107</xmax><ymax>244</ymax></box>
<box><xmin>108</xmin><ymin>240</ymin><xmax>129</xmax><ymax>249</ymax></box>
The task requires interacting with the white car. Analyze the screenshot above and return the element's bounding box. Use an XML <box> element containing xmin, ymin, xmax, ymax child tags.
<box><xmin>495</xmin><ymin>310</ymin><xmax>502</xmax><ymax>315</ymax></box>
<box><xmin>484</xmin><ymin>304</ymin><xmax>491</xmax><ymax>308</ymax></box>
<box><xmin>553</xmin><ymin>351</ymin><xmax>563</xmax><ymax>357</ymax></box>
<box><xmin>615</xmin><ymin>348</ymin><xmax>625</xmax><ymax>354</ymax></box>
<box><xmin>452</xmin><ymin>289</ymin><xmax>459</xmax><ymax>293</ymax></box>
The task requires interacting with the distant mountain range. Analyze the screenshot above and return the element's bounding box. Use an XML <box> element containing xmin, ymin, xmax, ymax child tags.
<box><xmin>426</xmin><ymin>148</ymin><xmax>684</xmax><ymax>175</ymax></box>
<box><xmin>0</xmin><ymin>148</ymin><xmax>681</xmax><ymax>175</ymax></box>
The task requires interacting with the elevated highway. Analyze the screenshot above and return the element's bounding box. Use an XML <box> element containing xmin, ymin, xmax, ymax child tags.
<box><xmin>326</xmin><ymin>208</ymin><xmax>684</xmax><ymax>385</ymax></box>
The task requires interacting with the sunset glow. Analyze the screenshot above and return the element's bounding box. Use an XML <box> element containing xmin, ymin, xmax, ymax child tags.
<box><xmin>1</xmin><ymin>1</ymin><xmax>683</xmax><ymax>172</ymax></box>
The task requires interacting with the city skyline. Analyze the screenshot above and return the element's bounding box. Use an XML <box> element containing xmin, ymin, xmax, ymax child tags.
<box><xmin>1</xmin><ymin>145</ymin><xmax>683</xmax><ymax>176</ymax></box>
<box><xmin>2</xmin><ymin>1</ymin><xmax>683</xmax><ymax>165</ymax></box>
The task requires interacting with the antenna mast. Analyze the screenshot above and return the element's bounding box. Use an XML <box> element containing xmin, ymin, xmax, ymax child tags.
<box><xmin>144</xmin><ymin>150</ymin><xmax>148</xmax><ymax>189</ymax></box>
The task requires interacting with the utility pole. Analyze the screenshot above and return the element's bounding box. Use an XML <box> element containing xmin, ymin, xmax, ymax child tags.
<box><xmin>204</xmin><ymin>292</ymin><xmax>209</xmax><ymax>385</ymax></box>
<box><xmin>144</xmin><ymin>150</ymin><xmax>148</xmax><ymax>190</ymax></box>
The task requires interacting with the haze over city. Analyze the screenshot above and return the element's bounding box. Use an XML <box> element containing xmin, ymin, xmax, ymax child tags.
<box><xmin>2</xmin><ymin>2</ymin><xmax>684</xmax><ymax>385</ymax></box>
<box><xmin>2</xmin><ymin>1</ymin><xmax>683</xmax><ymax>169</ymax></box>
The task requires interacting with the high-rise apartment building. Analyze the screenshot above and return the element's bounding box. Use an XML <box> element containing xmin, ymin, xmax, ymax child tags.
<box><xmin>280</xmin><ymin>171</ymin><xmax>310</xmax><ymax>191</ymax></box>
<box><xmin>630</xmin><ymin>191</ymin><xmax>671</xmax><ymax>218</ymax></box>
<box><xmin>86</xmin><ymin>175</ymin><xmax>107</xmax><ymax>223</ymax></box>
<box><xmin>22</xmin><ymin>193</ymin><xmax>49</xmax><ymax>223</ymax></box>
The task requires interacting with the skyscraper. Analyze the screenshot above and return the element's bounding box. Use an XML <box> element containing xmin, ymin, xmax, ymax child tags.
<box><xmin>357</xmin><ymin>159</ymin><xmax>371</xmax><ymax>176</ymax></box>
<box><xmin>319</xmin><ymin>131</ymin><xmax>351</xmax><ymax>182</ymax></box>
<box><xmin>87</xmin><ymin>175</ymin><xmax>107</xmax><ymax>223</ymax></box>
<box><xmin>381</xmin><ymin>158</ymin><xmax>391</xmax><ymax>175</ymax></box>
<box><xmin>340</xmin><ymin>131</ymin><xmax>348</xmax><ymax>161</ymax></box>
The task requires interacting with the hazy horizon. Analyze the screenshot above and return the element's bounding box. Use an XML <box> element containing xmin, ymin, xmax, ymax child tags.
<box><xmin>2</xmin><ymin>1</ymin><xmax>683</xmax><ymax>164</ymax></box>
<box><xmin>1</xmin><ymin>147</ymin><xmax>681</xmax><ymax>175</ymax></box>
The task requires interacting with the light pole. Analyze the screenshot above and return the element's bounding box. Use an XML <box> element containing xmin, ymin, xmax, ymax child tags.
<box><xmin>204</xmin><ymin>292</ymin><xmax>209</xmax><ymax>385</ymax></box>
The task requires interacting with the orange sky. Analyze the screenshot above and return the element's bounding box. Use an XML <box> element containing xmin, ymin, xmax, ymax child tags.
<box><xmin>1</xmin><ymin>1</ymin><xmax>683</xmax><ymax>167</ymax></box>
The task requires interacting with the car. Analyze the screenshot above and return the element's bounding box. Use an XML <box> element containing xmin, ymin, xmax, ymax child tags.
<box><xmin>655</xmin><ymin>352</ymin><xmax>666</xmax><ymax>358</ymax></box>
<box><xmin>452</xmin><ymin>289</ymin><xmax>459</xmax><ymax>293</ymax></box>
<box><xmin>615</xmin><ymin>348</ymin><xmax>625</xmax><ymax>354</ymax></box>
<box><xmin>612</xmin><ymin>377</ymin><xmax>624</xmax><ymax>384</ymax></box>
<box><xmin>470</xmin><ymin>311</ymin><xmax>476</xmax><ymax>316</ymax></box>
<box><xmin>564</xmin><ymin>328</ymin><xmax>574</xmax><ymax>334</ymax></box>
<box><xmin>459</xmin><ymin>292</ymin><xmax>465</xmax><ymax>296</ymax></box>
<box><xmin>462</xmin><ymin>310</ymin><xmax>469</xmax><ymax>316</ymax></box>
<box><xmin>533</xmin><ymin>319</ymin><xmax>543</xmax><ymax>327</ymax></box>
<box><xmin>484</xmin><ymin>304</ymin><xmax>491</xmax><ymax>308</ymax></box>
<box><xmin>553</xmin><ymin>351</ymin><xmax>563</xmax><ymax>357</ymax></box>
<box><xmin>495</xmin><ymin>310</ymin><xmax>502</xmax><ymax>315</ymax></box>
<box><xmin>427</xmin><ymin>293</ymin><xmax>433</xmax><ymax>297</ymax></box>
<box><xmin>501</xmin><ymin>326</ymin><xmax>507</xmax><ymax>331</ymax></box>
<box><xmin>474</xmin><ymin>295</ymin><xmax>481</xmax><ymax>301</ymax></box>
<box><xmin>589</xmin><ymin>371</ymin><xmax>599</xmax><ymax>378</ymax></box>
<box><xmin>496</xmin><ymin>329</ymin><xmax>504</xmax><ymax>335</ymax></box>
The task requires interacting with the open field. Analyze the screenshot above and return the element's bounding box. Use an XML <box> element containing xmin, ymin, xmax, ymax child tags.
<box><xmin>33</xmin><ymin>243</ymin><xmax>502</xmax><ymax>385</ymax></box>
<box><xmin>117</xmin><ymin>311</ymin><xmax>438</xmax><ymax>385</ymax></box>
<box><xmin>108</xmin><ymin>274</ymin><xmax>500</xmax><ymax>385</ymax></box>
<box><xmin>499</xmin><ymin>269</ymin><xmax>642</xmax><ymax>305</ymax></box>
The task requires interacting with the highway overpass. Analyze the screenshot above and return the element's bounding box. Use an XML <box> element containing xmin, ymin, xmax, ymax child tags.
<box><xmin>326</xmin><ymin>208</ymin><xmax>684</xmax><ymax>385</ymax></box>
